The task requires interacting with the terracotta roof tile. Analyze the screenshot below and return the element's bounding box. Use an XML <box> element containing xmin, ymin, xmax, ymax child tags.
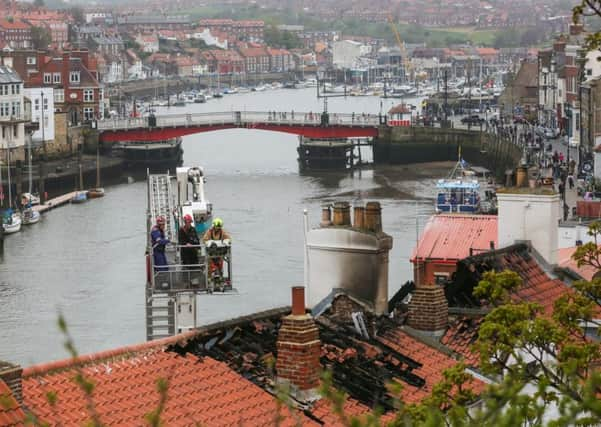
<box><xmin>0</xmin><ymin>380</ymin><xmax>26</xmax><ymax>427</ymax></box>
<box><xmin>440</xmin><ymin>317</ymin><xmax>482</xmax><ymax>367</ymax></box>
<box><xmin>377</xmin><ymin>328</ymin><xmax>485</xmax><ymax>404</ymax></box>
<box><xmin>23</xmin><ymin>349</ymin><xmax>316</xmax><ymax>426</ymax></box>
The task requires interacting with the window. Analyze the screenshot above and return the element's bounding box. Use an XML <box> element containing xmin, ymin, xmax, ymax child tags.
<box><xmin>84</xmin><ymin>89</ymin><xmax>94</xmax><ymax>102</ymax></box>
<box><xmin>26</xmin><ymin>56</ymin><xmax>36</xmax><ymax>65</ymax></box>
<box><xmin>69</xmin><ymin>71</ymin><xmax>80</xmax><ymax>83</ymax></box>
<box><xmin>34</xmin><ymin>98</ymin><xmax>39</xmax><ymax>111</ymax></box>
<box><xmin>587</xmin><ymin>69</ymin><xmax>592</xmax><ymax>76</ymax></box>
<box><xmin>0</xmin><ymin>103</ymin><xmax>8</xmax><ymax>116</ymax></box>
<box><xmin>54</xmin><ymin>89</ymin><xmax>64</xmax><ymax>103</ymax></box>
<box><xmin>43</xmin><ymin>73</ymin><xmax>51</xmax><ymax>84</ymax></box>
<box><xmin>11</xmin><ymin>101</ymin><xmax>20</xmax><ymax>117</ymax></box>
<box><xmin>0</xmin><ymin>85</ymin><xmax>6</xmax><ymax>95</ymax></box>
<box><xmin>434</xmin><ymin>272</ymin><xmax>450</xmax><ymax>285</ymax></box>
<box><xmin>83</xmin><ymin>107</ymin><xmax>94</xmax><ymax>121</ymax></box>
<box><xmin>43</xmin><ymin>97</ymin><xmax>48</xmax><ymax>110</ymax></box>
<box><xmin>13</xmin><ymin>125</ymin><xmax>17</xmax><ymax>137</ymax></box>
<box><xmin>53</xmin><ymin>73</ymin><xmax>61</xmax><ymax>83</ymax></box>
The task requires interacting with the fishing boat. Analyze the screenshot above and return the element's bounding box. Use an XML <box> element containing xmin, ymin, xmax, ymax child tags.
<box><xmin>2</xmin><ymin>209</ymin><xmax>21</xmax><ymax>234</ymax></box>
<box><xmin>21</xmin><ymin>208</ymin><xmax>40</xmax><ymax>225</ymax></box>
<box><xmin>20</xmin><ymin>192</ymin><xmax>40</xmax><ymax>206</ymax></box>
<box><xmin>88</xmin><ymin>146</ymin><xmax>105</xmax><ymax>198</ymax></box>
<box><xmin>435</xmin><ymin>154</ymin><xmax>481</xmax><ymax>214</ymax></box>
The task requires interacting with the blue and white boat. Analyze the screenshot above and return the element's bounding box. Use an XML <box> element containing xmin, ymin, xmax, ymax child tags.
<box><xmin>435</xmin><ymin>158</ymin><xmax>481</xmax><ymax>214</ymax></box>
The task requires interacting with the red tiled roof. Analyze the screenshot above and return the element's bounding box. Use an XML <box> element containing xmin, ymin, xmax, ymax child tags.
<box><xmin>412</xmin><ymin>214</ymin><xmax>498</xmax><ymax>262</ymax></box>
<box><xmin>440</xmin><ymin>317</ymin><xmax>482</xmax><ymax>367</ymax></box>
<box><xmin>558</xmin><ymin>246</ymin><xmax>599</xmax><ymax>281</ymax></box>
<box><xmin>0</xmin><ymin>380</ymin><xmax>26</xmax><ymax>427</ymax></box>
<box><xmin>311</xmin><ymin>399</ymin><xmax>396</xmax><ymax>426</ymax></box>
<box><xmin>499</xmin><ymin>251</ymin><xmax>570</xmax><ymax>314</ymax></box>
<box><xmin>0</xmin><ymin>19</ymin><xmax>30</xmax><ymax>30</ymax></box>
<box><xmin>22</xmin><ymin>343</ymin><xmax>317</xmax><ymax>426</ymax></box>
<box><xmin>377</xmin><ymin>328</ymin><xmax>485</xmax><ymax>403</ymax></box>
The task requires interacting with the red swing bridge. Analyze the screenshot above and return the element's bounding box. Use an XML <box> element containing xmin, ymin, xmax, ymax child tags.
<box><xmin>95</xmin><ymin>110</ymin><xmax>383</xmax><ymax>142</ymax></box>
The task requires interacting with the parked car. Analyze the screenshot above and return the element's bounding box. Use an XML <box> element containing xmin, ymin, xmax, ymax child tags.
<box><xmin>461</xmin><ymin>115</ymin><xmax>485</xmax><ymax>125</ymax></box>
<box><xmin>544</xmin><ymin>128</ymin><xmax>560</xmax><ymax>139</ymax></box>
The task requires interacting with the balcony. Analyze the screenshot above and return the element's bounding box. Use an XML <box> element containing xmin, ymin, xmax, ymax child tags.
<box><xmin>0</xmin><ymin>114</ymin><xmax>30</xmax><ymax>124</ymax></box>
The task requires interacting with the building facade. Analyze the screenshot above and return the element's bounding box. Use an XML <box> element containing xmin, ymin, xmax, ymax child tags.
<box><xmin>23</xmin><ymin>87</ymin><xmax>54</xmax><ymax>144</ymax></box>
<box><xmin>0</xmin><ymin>65</ymin><xmax>26</xmax><ymax>158</ymax></box>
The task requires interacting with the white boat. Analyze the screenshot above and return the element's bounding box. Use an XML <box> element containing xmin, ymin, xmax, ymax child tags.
<box><xmin>21</xmin><ymin>208</ymin><xmax>40</xmax><ymax>225</ymax></box>
<box><xmin>21</xmin><ymin>192</ymin><xmax>40</xmax><ymax>206</ymax></box>
<box><xmin>71</xmin><ymin>191</ymin><xmax>88</xmax><ymax>204</ymax></box>
<box><xmin>254</xmin><ymin>85</ymin><xmax>266</xmax><ymax>92</ymax></box>
<box><xmin>271</xmin><ymin>82</ymin><xmax>283</xmax><ymax>89</ymax></box>
<box><xmin>2</xmin><ymin>212</ymin><xmax>21</xmax><ymax>234</ymax></box>
<box><xmin>238</xmin><ymin>87</ymin><xmax>250</xmax><ymax>93</ymax></box>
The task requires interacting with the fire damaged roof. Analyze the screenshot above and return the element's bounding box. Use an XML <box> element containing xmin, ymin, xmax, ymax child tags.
<box><xmin>12</xmin><ymin>297</ymin><xmax>485</xmax><ymax>426</ymax></box>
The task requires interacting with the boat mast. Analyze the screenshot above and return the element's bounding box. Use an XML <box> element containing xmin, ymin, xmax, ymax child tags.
<box><xmin>7</xmin><ymin>129</ymin><xmax>12</xmax><ymax>209</ymax></box>
<box><xmin>96</xmin><ymin>145</ymin><xmax>101</xmax><ymax>188</ymax></box>
<box><xmin>28</xmin><ymin>130</ymin><xmax>32</xmax><ymax>194</ymax></box>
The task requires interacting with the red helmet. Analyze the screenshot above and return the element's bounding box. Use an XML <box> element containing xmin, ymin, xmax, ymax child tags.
<box><xmin>156</xmin><ymin>216</ymin><xmax>165</xmax><ymax>224</ymax></box>
<box><xmin>183</xmin><ymin>214</ymin><xmax>193</xmax><ymax>223</ymax></box>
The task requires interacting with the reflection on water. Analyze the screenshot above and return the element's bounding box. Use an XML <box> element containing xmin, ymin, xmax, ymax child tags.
<box><xmin>0</xmin><ymin>88</ymin><xmax>442</xmax><ymax>366</ymax></box>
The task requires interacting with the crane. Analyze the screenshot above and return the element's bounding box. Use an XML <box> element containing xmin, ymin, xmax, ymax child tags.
<box><xmin>387</xmin><ymin>14</ymin><xmax>412</xmax><ymax>83</ymax></box>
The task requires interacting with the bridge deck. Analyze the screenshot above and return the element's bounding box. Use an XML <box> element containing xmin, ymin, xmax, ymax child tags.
<box><xmin>97</xmin><ymin>111</ymin><xmax>381</xmax><ymax>131</ymax></box>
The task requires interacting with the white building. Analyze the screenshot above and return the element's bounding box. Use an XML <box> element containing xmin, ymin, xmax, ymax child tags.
<box><xmin>135</xmin><ymin>33</ymin><xmax>159</xmax><ymax>53</ymax></box>
<box><xmin>188</xmin><ymin>29</ymin><xmax>228</xmax><ymax>50</ymax></box>
<box><xmin>24</xmin><ymin>87</ymin><xmax>54</xmax><ymax>145</ymax></box>
<box><xmin>332</xmin><ymin>40</ymin><xmax>371</xmax><ymax>69</ymax></box>
<box><xmin>0</xmin><ymin>65</ymin><xmax>26</xmax><ymax>153</ymax></box>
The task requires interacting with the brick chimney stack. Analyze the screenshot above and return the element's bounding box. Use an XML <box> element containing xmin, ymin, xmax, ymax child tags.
<box><xmin>0</xmin><ymin>361</ymin><xmax>23</xmax><ymax>404</ymax></box>
<box><xmin>407</xmin><ymin>285</ymin><xmax>448</xmax><ymax>337</ymax></box>
<box><xmin>276</xmin><ymin>286</ymin><xmax>321</xmax><ymax>402</ymax></box>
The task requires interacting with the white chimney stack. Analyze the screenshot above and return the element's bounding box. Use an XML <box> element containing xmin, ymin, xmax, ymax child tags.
<box><xmin>497</xmin><ymin>189</ymin><xmax>560</xmax><ymax>265</ymax></box>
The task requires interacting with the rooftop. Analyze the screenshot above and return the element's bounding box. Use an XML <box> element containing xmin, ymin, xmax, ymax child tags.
<box><xmin>412</xmin><ymin>214</ymin><xmax>498</xmax><ymax>263</ymax></box>
<box><xmin>0</xmin><ymin>380</ymin><xmax>25</xmax><ymax>427</ymax></box>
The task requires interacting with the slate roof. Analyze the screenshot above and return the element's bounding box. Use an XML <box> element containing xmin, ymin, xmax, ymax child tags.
<box><xmin>0</xmin><ymin>66</ymin><xmax>21</xmax><ymax>84</ymax></box>
<box><xmin>0</xmin><ymin>380</ymin><xmax>26</xmax><ymax>427</ymax></box>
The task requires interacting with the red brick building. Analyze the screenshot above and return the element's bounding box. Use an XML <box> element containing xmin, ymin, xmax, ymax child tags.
<box><xmin>411</xmin><ymin>214</ymin><xmax>498</xmax><ymax>286</ymax></box>
<box><xmin>201</xmin><ymin>49</ymin><xmax>244</xmax><ymax>74</ymax></box>
<box><xmin>237</xmin><ymin>46</ymin><xmax>270</xmax><ymax>73</ymax></box>
<box><xmin>199</xmin><ymin>19</ymin><xmax>264</xmax><ymax>42</ymax></box>
<box><xmin>0</xmin><ymin>18</ymin><xmax>31</xmax><ymax>49</ymax></box>
<box><xmin>1</xmin><ymin>49</ymin><xmax>102</xmax><ymax>125</ymax></box>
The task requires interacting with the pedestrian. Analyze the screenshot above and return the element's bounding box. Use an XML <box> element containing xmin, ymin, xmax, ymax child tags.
<box><xmin>559</xmin><ymin>152</ymin><xmax>565</xmax><ymax>164</ymax></box>
<box><xmin>151</xmin><ymin>216</ymin><xmax>170</xmax><ymax>271</ymax></box>
<box><xmin>568</xmin><ymin>174</ymin><xmax>574</xmax><ymax>189</ymax></box>
<box><xmin>178</xmin><ymin>214</ymin><xmax>199</xmax><ymax>267</ymax></box>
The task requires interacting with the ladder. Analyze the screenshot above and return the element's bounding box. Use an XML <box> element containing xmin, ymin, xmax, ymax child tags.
<box><xmin>148</xmin><ymin>173</ymin><xmax>175</xmax><ymax>241</ymax></box>
<box><xmin>145</xmin><ymin>286</ymin><xmax>175</xmax><ymax>340</ymax></box>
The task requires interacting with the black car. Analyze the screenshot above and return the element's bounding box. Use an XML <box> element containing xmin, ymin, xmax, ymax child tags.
<box><xmin>461</xmin><ymin>115</ymin><xmax>485</xmax><ymax>125</ymax></box>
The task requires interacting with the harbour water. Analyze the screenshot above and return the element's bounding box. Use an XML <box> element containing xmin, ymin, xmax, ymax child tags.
<box><xmin>0</xmin><ymin>88</ymin><xmax>443</xmax><ymax>365</ymax></box>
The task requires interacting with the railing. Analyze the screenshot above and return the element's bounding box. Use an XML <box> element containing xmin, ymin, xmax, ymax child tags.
<box><xmin>97</xmin><ymin>111</ymin><xmax>382</xmax><ymax>131</ymax></box>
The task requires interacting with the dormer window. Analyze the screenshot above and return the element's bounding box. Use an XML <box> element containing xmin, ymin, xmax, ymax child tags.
<box><xmin>69</xmin><ymin>71</ymin><xmax>80</xmax><ymax>83</ymax></box>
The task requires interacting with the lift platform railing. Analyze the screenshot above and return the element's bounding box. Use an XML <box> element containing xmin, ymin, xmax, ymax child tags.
<box><xmin>149</xmin><ymin>243</ymin><xmax>232</xmax><ymax>294</ymax></box>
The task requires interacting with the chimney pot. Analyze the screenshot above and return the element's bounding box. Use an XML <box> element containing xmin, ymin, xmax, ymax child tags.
<box><xmin>353</xmin><ymin>205</ymin><xmax>365</xmax><ymax>229</ymax></box>
<box><xmin>332</xmin><ymin>201</ymin><xmax>351</xmax><ymax>226</ymax></box>
<box><xmin>364</xmin><ymin>201</ymin><xmax>382</xmax><ymax>232</ymax></box>
<box><xmin>291</xmin><ymin>286</ymin><xmax>305</xmax><ymax>315</ymax></box>
<box><xmin>320</xmin><ymin>204</ymin><xmax>332</xmax><ymax>227</ymax></box>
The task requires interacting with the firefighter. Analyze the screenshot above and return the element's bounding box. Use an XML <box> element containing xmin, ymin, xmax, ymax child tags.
<box><xmin>203</xmin><ymin>218</ymin><xmax>231</xmax><ymax>275</ymax></box>
<box><xmin>151</xmin><ymin>216</ymin><xmax>170</xmax><ymax>271</ymax></box>
<box><xmin>178</xmin><ymin>214</ymin><xmax>199</xmax><ymax>266</ymax></box>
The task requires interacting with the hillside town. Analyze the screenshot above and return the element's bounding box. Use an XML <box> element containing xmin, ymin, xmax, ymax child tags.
<box><xmin>1</xmin><ymin>0</ymin><xmax>601</xmax><ymax>425</ymax></box>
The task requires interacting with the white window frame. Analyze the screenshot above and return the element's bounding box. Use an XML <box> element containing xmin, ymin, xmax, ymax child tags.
<box><xmin>83</xmin><ymin>89</ymin><xmax>94</xmax><ymax>102</ymax></box>
<box><xmin>26</xmin><ymin>56</ymin><xmax>36</xmax><ymax>65</ymax></box>
<box><xmin>54</xmin><ymin>89</ymin><xmax>64</xmax><ymax>103</ymax></box>
<box><xmin>69</xmin><ymin>71</ymin><xmax>80</xmax><ymax>83</ymax></box>
<box><xmin>43</xmin><ymin>73</ymin><xmax>51</xmax><ymax>84</ymax></box>
<box><xmin>53</xmin><ymin>73</ymin><xmax>61</xmax><ymax>83</ymax></box>
<box><xmin>83</xmin><ymin>107</ymin><xmax>94</xmax><ymax>121</ymax></box>
<box><xmin>433</xmin><ymin>272</ymin><xmax>450</xmax><ymax>285</ymax></box>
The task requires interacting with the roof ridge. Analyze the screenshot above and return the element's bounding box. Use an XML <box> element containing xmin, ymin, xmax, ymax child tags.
<box><xmin>23</xmin><ymin>306</ymin><xmax>290</xmax><ymax>378</ymax></box>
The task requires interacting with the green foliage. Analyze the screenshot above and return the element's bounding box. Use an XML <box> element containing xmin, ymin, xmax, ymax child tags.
<box><xmin>473</xmin><ymin>270</ymin><xmax>522</xmax><ymax>305</ymax></box>
<box><xmin>264</xmin><ymin>25</ymin><xmax>302</xmax><ymax>49</ymax></box>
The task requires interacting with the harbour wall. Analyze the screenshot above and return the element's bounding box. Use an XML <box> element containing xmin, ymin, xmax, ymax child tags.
<box><xmin>374</xmin><ymin>126</ymin><xmax>522</xmax><ymax>177</ymax></box>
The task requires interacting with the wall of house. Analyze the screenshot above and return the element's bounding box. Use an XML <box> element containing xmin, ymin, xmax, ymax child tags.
<box><xmin>24</xmin><ymin>87</ymin><xmax>55</xmax><ymax>143</ymax></box>
<box><xmin>497</xmin><ymin>190</ymin><xmax>560</xmax><ymax>265</ymax></box>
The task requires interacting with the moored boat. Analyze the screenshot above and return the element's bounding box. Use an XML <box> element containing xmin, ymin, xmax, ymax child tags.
<box><xmin>21</xmin><ymin>208</ymin><xmax>40</xmax><ymax>225</ymax></box>
<box><xmin>71</xmin><ymin>191</ymin><xmax>88</xmax><ymax>204</ymax></box>
<box><xmin>435</xmin><ymin>156</ymin><xmax>481</xmax><ymax>214</ymax></box>
<box><xmin>2</xmin><ymin>210</ymin><xmax>22</xmax><ymax>234</ymax></box>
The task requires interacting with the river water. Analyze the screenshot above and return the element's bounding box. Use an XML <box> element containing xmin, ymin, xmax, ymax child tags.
<box><xmin>0</xmin><ymin>88</ymin><xmax>445</xmax><ymax>366</ymax></box>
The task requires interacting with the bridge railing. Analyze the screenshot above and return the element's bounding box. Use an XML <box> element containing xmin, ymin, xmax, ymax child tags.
<box><xmin>96</xmin><ymin>111</ymin><xmax>382</xmax><ymax>131</ymax></box>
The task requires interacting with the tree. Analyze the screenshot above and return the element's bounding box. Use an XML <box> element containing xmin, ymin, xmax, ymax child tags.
<box><xmin>69</xmin><ymin>6</ymin><xmax>84</xmax><ymax>25</ymax></box>
<box><xmin>31</xmin><ymin>26</ymin><xmax>51</xmax><ymax>50</ymax></box>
